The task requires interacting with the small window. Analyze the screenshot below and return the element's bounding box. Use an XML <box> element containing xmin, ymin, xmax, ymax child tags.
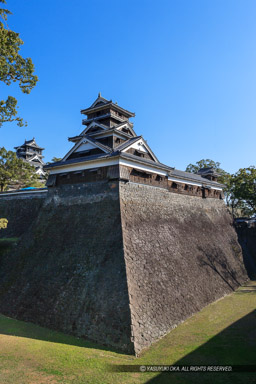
<box><xmin>172</xmin><ymin>182</ymin><xmax>178</xmax><ymax>189</ymax></box>
<box><xmin>131</xmin><ymin>169</ymin><xmax>151</xmax><ymax>179</ymax></box>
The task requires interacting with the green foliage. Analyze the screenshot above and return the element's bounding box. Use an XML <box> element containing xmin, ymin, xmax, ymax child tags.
<box><xmin>51</xmin><ymin>157</ymin><xmax>62</xmax><ymax>163</ymax></box>
<box><xmin>185</xmin><ymin>159</ymin><xmax>229</xmax><ymax>183</ymax></box>
<box><xmin>0</xmin><ymin>147</ymin><xmax>40</xmax><ymax>191</ymax></box>
<box><xmin>231</xmin><ymin>166</ymin><xmax>256</xmax><ymax>216</ymax></box>
<box><xmin>0</xmin><ymin>0</ymin><xmax>38</xmax><ymax>127</ymax></box>
<box><xmin>42</xmin><ymin>157</ymin><xmax>62</xmax><ymax>182</ymax></box>
<box><xmin>185</xmin><ymin>158</ymin><xmax>230</xmax><ymax>191</ymax></box>
<box><xmin>185</xmin><ymin>159</ymin><xmax>256</xmax><ymax>217</ymax></box>
<box><xmin>186</xmin><ymin>159</ymin><xmax>222</xmax><ymax>174</ymax></box>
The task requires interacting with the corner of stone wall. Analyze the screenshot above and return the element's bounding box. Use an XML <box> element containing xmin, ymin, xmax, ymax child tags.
<box><xmin>118</xmin><ymin>181</ymin><xmax>138</xmax><ymax>355</ymax></box>
<box><xmin>118</xmin><ymin>181</ymin><xmax>248</xmax><ymax>356</ymax></box>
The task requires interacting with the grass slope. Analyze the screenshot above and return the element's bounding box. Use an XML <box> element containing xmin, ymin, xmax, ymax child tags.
<box><xmin>0</xmin><ymin>282</ymin><xmax>256</xmax><ymax>384</ymax></box>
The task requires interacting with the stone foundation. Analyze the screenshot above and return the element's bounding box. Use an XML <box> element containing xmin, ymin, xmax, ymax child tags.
<box><xmin>120</xmin><ymin>182</ymin><xmax>248</xmax><ymax>354</ymax></box>
<box><xmin>0</xmin><ymin>181</ymin><xmax>248</xmax><ymax>355</ymax></box>
<box><xmin>0</xmin><ymin>190</ymin><xmax>47</xmax><ymax>238</ymax></box>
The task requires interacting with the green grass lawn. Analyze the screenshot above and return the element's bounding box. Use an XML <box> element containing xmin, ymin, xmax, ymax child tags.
<box><xmin>0</xmin><ymin>282</ymin><xmax>256</xmax><ymax>384</ymax></box>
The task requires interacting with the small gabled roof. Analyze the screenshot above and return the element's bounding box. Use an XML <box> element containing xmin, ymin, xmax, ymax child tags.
<box><xmin>115</xmin><ymin>136</ymin><xmax>142</xmax><ymax>151</ymax></box>
<box><xmin>62</xmin><ymin>136</ymin><xmax>112</xmax><ymax>162</ymax></box>
<box><xmin>115</xmin><ymin>136</ymin><xmax>159</xmax><ymax>163</ymax></box>
<box><xmin>197</xmin><ymin>167</ymin><xmax>221</xmax><ymax>177</ymax></box>
<box><xmin>79</xmin><ymin>121</ymin><xmax>109</xmax><ymax>136</ymax></box>
<box><xmin>89</xmin><ymin>93</ymin><xmax>110</xmax><ymax>108</ymax></box>
<box><xmin>114</xmin><ymin>121</ymin><xmax>137</xmax><ymax>137</ymax></box>
<box><xmin>29</xmin><ymin>154</ymin><xmax>45</xmax><ymax>165</ymax></box>
<box><xmin>81</xmin><ymin>94</ymin><xmax>135</xmax><ymax>117</ymax></box>
<box><xmin>14</xmin><ymin>138</ymin><xmax>44</xmax><ymax>150</ymax></box>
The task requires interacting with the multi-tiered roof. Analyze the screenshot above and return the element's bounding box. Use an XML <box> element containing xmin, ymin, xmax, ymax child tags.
<box><xmin>45</xmin><ymin>93</ymin><xmax>161</xmax><ymax>169</ymax></box>
<box><xmin>15</xmin><ymin>138</ymin><xmax>45</xmax><ymax>176</ymax></box>
<box><xmin>45</xmin><ymin>94</ymin><xmax>224</xmax><ymax>197</ymax></box>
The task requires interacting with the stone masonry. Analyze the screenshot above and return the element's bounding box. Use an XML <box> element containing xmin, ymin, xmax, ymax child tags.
<box><xmin>120</xmin><ymin>182</ymin><xmax>248</xmax><ymax>354</ymax></box>
<box><xmin>0</xmin><ymin>181</ymin><xmax>248</xmax><ymax>355</ymax></box>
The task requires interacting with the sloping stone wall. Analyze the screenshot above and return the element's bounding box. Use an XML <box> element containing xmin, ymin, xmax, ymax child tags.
<box><xmin>236</xmin><ymin>224</ymin><xmax>256</xmax><ymax>279</ymax></box>
<box><xmin>0</xmin><ymin>182</ymin><xmax>134</xmax><ymax>353</ymax></box>
<box><xmin>119</xmin><ymin>182</ymin><xmax>248</xmax><ymax>354</ymax></box>
<box><xmin>0</xmin><ymin>180</ymin><xmax>248</xmax><ymax>355</ymax></box>
<box><xmin>0</xmin><ymin>191</ymin><xmax>47</xmax><ymax>238</ymax></box>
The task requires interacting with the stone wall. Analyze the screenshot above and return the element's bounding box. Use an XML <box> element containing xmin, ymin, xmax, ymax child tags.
<box><xmin>0</xmin><ymin>180</ymin><xmax>248</xmax><ymax>355</ymax></box>
<box><xmin>119</xmin><ymin>182</ymin><xmax>248</xmax><ymax>354</ymax></box>
<box><xmin>0</xmin><ymin>182</ymin><xmax>134</xmax><ymax>353</ymax></box>
<box><xmin>236</xmin><ymin>223</ymin><xmax>256</xmax><ymax>279</ymax></box>
<box><xmin>0</xmin><ymin>191</ymin><xmax>47</xmax><ymax>238</ymax></box>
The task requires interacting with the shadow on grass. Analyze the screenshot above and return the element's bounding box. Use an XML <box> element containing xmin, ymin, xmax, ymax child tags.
<box><xmin>0</xmin><ymin>314</ymin><xmax>126</xmax><ymax>355</ymax></box>
<box><xmin>145</xmin><ymin>309</ymin><xmax>256</xmax><ymax>384</ymax></box>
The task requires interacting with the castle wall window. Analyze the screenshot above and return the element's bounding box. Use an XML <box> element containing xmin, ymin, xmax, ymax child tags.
<box><xmin>172</xmin><ymin>182</ymin><xmax>178</xmax><ymax>189</ymax></box>
<box><xmin>131</xmin><ymin>168</ymin><xmax>151</xmax><ymax>179</ymax></box>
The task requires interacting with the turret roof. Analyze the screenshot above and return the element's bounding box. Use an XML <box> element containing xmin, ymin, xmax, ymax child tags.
<box><xmin>81</xmin><ymin>94</ymin><xmax>135</xmax><ymax>117</ymax></box>
<box><xmin>14</xmin><ymin>138</ymin><xmax>44</xmax><ymax>150</ymax></box>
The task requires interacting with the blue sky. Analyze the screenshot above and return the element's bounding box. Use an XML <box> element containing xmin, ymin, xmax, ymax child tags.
<box><xmin>1</xmin><ymin>0</ymin><xmax>256</xmax><ymax>173</ymax></box>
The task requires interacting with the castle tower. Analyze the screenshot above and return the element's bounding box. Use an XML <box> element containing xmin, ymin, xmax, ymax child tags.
<box><xmin>0</xmin><ymin>95</ymin><xmax>247</xmax><ymax>357</ymax></box>
<box><xmin>15</xmin><ymin>138</ymin><xmax>45</xmax><ymax>176</ymax></box>
<box><xmin>45</xmin><ymin>95</ymin><xmax>224</xmax><ymax>199</ymax></box>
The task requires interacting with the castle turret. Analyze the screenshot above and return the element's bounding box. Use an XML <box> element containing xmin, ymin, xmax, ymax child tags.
<box><xmin>197</xmin><ymin>167</ymin><xmax>220</xmax><ymax>182</ymax></box>
<box><xmin>14</xmin><ymin>138</ymin><xmax>45</xmax><ymax>176</ymax></box>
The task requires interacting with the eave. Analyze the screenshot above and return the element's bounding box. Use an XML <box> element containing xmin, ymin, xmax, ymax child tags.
<box><xmin>81</xmin><ymin>102</ymin><xmax>135</xmax><ymax>117</ymax></box>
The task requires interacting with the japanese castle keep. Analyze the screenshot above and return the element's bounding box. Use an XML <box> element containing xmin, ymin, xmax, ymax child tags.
<box><xmin>45</xmin><ymin>93</ymin><xmax>225</xmax><ymax>197</ymax></box>
<box><xmin>15</xmin><ymin>138</ymin><xmax>45</xmax><ymax>176</ymax></box>
<box><xmin>0</xmin><ymin>95</ymin><xmax>248</xmax><ymax>355</ymax></box>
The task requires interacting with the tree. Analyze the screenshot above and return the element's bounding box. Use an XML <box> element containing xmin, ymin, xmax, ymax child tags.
<box><xmin>0</xmin><ymin>147</ymin><xmax>40</xmax><ymax>191</ymax></box>
<box><xmin>0</xmin><ymin>0</ymin><xmax>38</xmax><ymax>127</ymax></box>
<box><xmin>51</xmin><ymin>157</ymin><xmax>62</xmax><ymax>163</ymax></box>
<box><xmin>185</xmin><ymin>158</ymin><xmax>235</xmax><ymax>211</ymax></box>
<box><xmin>42</xmin><ymin>157</ymin><xmax>62</xmax><ymax>182</ymax></box>
<box><xmin>185</xmin><ymin>159</ymin><xmax>229</xmax><ymax>185</ymax></box>
<box><xmin>231</xmin><ymin>167</ymin><xmax>256</xmax><ymax>216</ymax></box>
<box><xmin>185</xmin><ymin>159</ymin><xmax>256</xmax><ymax>217</ymax></box>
